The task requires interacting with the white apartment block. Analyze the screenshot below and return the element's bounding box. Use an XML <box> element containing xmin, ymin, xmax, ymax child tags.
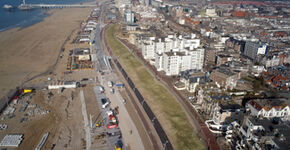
<box><xmin>155</xmin><ymin>39</ymin><xmax>165</xmax><ymax>54</ymax></box>
<box><xmin>188</xmin><ymin>48</ymin><xmax>204</xmax><ymax>70</ymax></box>
<box><xmin>155</xmin><ymin>53</ymin><xmax>163</xmax><ymax>71</ymax></box>
<box><xmin>164</xmin><ymin>38</ymin><xmax>174</xmax><ymax>52</ymax></box>
<box><xmin>141</xmin><ymin>41</ymin><xmax>155</xmax><ymax>60</ymax></box>
<box><xmin>140</xmin><ymin>35</ymin><xmax>204</xmax><ymax>76</ymax></box>
<box><xmin>183</xmin><ymin>38</ymin><xmax>200</xmax><ymax>49</ymax></box>
<box><xmin>163</xmin><ymin>52</ymin><xmax>183</xmax><ymax>76</ymax></box>
<box><xmin>162</xmin><ymin>49</ymin><xmax>204</xmax><ymax>76</ymax></box>
<box><xmin>180</xmin><ymin>55</ymin><xmax>192</xmax><ymax>71</ymax></box>
<box><xmin>142</xmin><ymin>34</ymin><xmax>201</xmax><ymax>56</ymax></box>
<box><xmin>123</xmin><ymin>10</ymin><xmax>134</xmax><ymax>23</ymax></box>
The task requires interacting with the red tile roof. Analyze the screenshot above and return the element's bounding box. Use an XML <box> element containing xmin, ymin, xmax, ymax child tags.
<box><xmin>249</xmin><ymin>100</ymin><xmax>263</xmax><ymax>110</ymax></box>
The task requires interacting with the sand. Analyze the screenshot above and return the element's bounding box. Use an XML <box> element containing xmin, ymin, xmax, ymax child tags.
<box><xmin>0</xmin><ymin>8</ymin><xmax>91</xmax><ymax>99</ymax></box>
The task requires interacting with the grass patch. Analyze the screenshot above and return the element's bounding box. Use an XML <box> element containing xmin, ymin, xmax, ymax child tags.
<box><xmin>105</xmin><ymin>25</ymin><xmax>205</xmax><ymax>150</ymax></box>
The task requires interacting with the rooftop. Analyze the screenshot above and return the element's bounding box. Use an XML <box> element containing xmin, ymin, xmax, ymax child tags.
<box><xmin>164</xmin><ymin>51</ymin><xmax>185</xmax><ymax>56</ymax></box>
<box><xmin>248</xmin><ymin>116</ymin><xmax>290</xmax><ymax>144</ymax></box>
<box><xmin>212</xmin><ymin>67</ymin><xmax>236</xmax><ymax>76</ymax></box>
<box><xmin>248</xmin><ymin>99</ymin><xmax>290</xmax><ymax>111</ymax></box>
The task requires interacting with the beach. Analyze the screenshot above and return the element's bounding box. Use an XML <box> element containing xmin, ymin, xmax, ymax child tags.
<box><xmin>0</xmin><ymin>8</ymin><xmax>91</xmax><ymax>99</ymax></box>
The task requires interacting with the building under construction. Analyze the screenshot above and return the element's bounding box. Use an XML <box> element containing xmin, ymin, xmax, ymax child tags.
<box><xmin>67</xmin><ymin>48</ymin><xmax>93</xmax><ymax>71</ymax></box>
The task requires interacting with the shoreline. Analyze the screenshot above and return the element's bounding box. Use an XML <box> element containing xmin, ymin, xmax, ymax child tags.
<box><xmin>0</xmin><ymin>11</ymin><xmax>49</xmax><ymax>33</ymax></box>
<box><xmin>0</xmin><ymin>7</ymin><xmax>92</xmax><ymax>100</ymax></box>
<box><xmin>0</xmin><ymin>0</ymin><xmax>95</xmax><ymax>33</ymax></box>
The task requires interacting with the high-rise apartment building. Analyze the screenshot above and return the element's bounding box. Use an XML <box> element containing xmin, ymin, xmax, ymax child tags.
<box><xmin>244</xmin><ymin>41</ymin><xmax>268</xmax><ymax>60</ymax></box>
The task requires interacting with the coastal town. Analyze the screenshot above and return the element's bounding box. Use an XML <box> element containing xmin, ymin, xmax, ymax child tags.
<box><xmin>0</xmin><ymin>0</ymin><xmax>289</xmax><ymax>150</ymax></box>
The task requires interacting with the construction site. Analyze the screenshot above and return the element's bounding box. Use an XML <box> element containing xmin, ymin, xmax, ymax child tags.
<box><xmin>66</xmin><ymin>48</ymin><xmax>94</xmax><ymax>71</ymax></box>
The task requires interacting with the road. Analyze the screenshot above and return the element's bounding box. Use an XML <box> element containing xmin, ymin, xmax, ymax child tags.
<box><xmin>92</xmin><ymin>23</ymin><xmax>108</xmax><ymax>72</ymax></box>
<box><xmin>89</xmin><ymin>2</ymin><xmax>146</xmax><ymax>149</ymax></box>
<box><xmin>94</xmin><ymin>28</ymin><xmax>145</xmax><ymax>150</ymax></box>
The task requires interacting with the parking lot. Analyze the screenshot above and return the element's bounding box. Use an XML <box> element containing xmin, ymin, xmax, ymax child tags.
<box><xmin>92</xmin><ymin>85</ymin><xmax>123</xmax><ymax>150</ymax></box>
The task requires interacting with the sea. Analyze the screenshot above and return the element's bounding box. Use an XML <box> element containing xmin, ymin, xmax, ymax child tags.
<box><xmin>0</xmin><ymin>0</ymin><xmax>90</xmax><ymax>32</ymax></box>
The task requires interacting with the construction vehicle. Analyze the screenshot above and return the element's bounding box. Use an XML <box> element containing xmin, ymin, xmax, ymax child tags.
<box><xmin>107</xmin><ymin>122</ymin><xmax>117</xmax><ymax>129</ymax></box>
<box><xmin>106</xmin><ymin>110</ymin><xmax>118</xmax><ymax>129</ymax></box>
<box><xmin>115</xmin><ymin>147</ymin><xmax>121</xmax><ymax>150</ymax></box>
<box><xmin>115</xmin><ymin>140</ymin><xmax>123</xmax><ymax>150</ymax></box>
<box><xmin>109</xmin><ymin>115</ymin><xmax>116</xmax><ymax>123</ymax></box>
<box><xmin>95</xmin><ymin>120</ymin><xmax>103</xmax><ymax>127</ymax></box>
<box><xmin>23</xmin><ymin>88</ymin><xmax>34</xmax><ymax>94</ymax></box>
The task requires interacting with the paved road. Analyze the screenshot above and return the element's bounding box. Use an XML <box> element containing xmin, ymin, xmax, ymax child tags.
<box><xmin>91</xmin><ymin>3</ymin><xmax>149</xmax><ymax>149</ymax></box>
<box><xmin>79</xmin><ymin>90</ymin><xmax>91</xmax><ymax>150</ymax></box>
<box><xmin>90</xmin><ymin>9</ymin><xmax>144</xmax><ymax>150</ymax></box>
<box><xmin>92</xmin><ymin>24</ymin><xmax>108</xmax><ymax>72</ymax></box>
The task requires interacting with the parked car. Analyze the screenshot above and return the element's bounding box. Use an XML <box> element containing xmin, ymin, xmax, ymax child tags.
<box><xmin>110</xmin><ymin>88</ymin><xmax>115</xmax><ymax>94</ymax></box>
<box><xmin>101</xmin><ymin>98</ymin><xmax>109</xmax><ymax>109</ymax></box>
<box><xmin>99</xmin><ymin>86</ymin><xmax>105</xmax><ymax>93</ymax></box>
<box><xmin>108</xmin><ymin>81</ymin><xmax>113</xmax><ymax>87</ymax></box>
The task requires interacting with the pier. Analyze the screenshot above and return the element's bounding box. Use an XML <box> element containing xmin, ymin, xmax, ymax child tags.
<box><xmin>18</xmin><ymin>0</ymin><xmax>95</xmax><ymax>10</ymax></box>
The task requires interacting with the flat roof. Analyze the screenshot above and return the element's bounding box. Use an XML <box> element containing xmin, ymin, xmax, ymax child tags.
<box><xmin>164</xmin><ymin>51</ymin><xmax>185</xmax><ymax>56</ymax></box>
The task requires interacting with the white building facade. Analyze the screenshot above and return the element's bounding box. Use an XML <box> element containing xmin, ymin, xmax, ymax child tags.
<box><xmin>140</xmin><ymin>35</ymin><xmax>204</xmax><ymax>76</ymax></box>
<box><xmin>141</xmin><ymin>41</ymin><xmax>155</xmax><ymax>60</ymax></box>
<box><xmin>163</xmin><ymin>52</ymin><xmax>182</xmax><ymax>76</ymax></box>
<box><xmin>247</xmin><ymin>100</ymin><xmax>290</xmax><ymax>118</ymax></box>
